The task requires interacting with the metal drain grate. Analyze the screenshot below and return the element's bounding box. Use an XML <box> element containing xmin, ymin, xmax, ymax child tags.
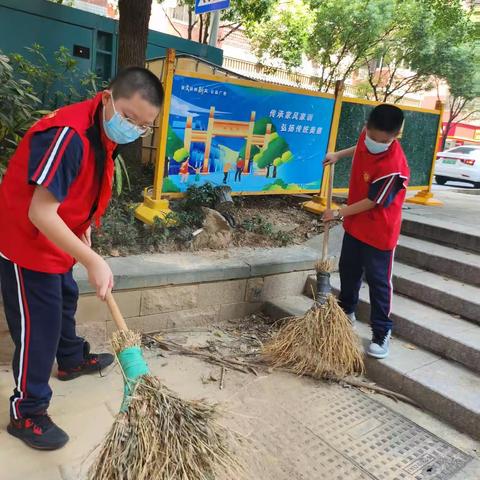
<box><xmin>228</xmin><ymin>378</ymin><xmax>473</xmax><ymax>480</ymax></box>
<box><xmin>287</xmin><ymin>387</ymin><xmax>473</xmax><ymax>480</ymax></box>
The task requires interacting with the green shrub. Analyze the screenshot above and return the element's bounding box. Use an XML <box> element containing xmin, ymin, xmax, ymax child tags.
<box><xmin>1</xmin><ymin>44</ymin><xmax>102</xmax><ymax>179</ymax></box>
<box><xmin>183</xmin><ymin>183</ymin><xmax>218</xmax><ymax>210</ymax></box>
<box><xmin>0</xmin><ymin>53</ymin><xmax>45</xmax><ymax>178</ymax></box>
<box><xmin>10</xmin><ymin>44</ymin><xmax>100</xmax><ymax>110</ymax></box>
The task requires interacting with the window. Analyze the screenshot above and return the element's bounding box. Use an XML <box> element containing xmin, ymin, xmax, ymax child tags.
<box><xmin>450</xmin><ymin>146</ymin><xmax>480</xmax><ymax>155</ymax></box>
<box><xmin>168</xmin><ymin>5</ymin><xmax>195</xmax><ymax>24</ymax></box>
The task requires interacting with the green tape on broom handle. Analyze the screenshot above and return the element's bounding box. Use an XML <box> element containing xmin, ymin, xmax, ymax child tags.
<box><xmin>117</xmin><ymin>346</ymin><xmax>150</xmax><ymax>412</ymax></box>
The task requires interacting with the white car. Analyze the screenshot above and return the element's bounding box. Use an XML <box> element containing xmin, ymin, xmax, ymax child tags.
<box><xmin>434</xmin><ymin>145</ymin><xmax>480</xmax><ymax>188</ymax></box>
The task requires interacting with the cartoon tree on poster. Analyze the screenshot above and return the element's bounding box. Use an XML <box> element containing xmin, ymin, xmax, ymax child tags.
<box><xmin>167</xmin><ymin>126</ymin><xmax>189</xmax><ymax>164</ymax></box>
<box><xmin>239</xmin><ymin>117</ymin><xmax>277</xmax><ymax>171</ymax></box>
<box><xmin>254</xmin><ymin>132</ymin><xmax>293</xmax><ymax>178</ymax></box>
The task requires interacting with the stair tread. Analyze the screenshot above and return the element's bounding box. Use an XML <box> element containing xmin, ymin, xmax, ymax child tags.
<box><xmin>398</xmin><ymin>235</ymin><xmax>480</xmax><ymax>268</ymax></box>
<box><xmin>402</xmin><ymin>213</ymin><xmax>480</xmax><ymax>240</ymax></box>
<box><xmin>266</xmin><ymin>295</ymin><xmax>480</xmax><ymax>415</ymax></box>
<box><xmin>355</xmin><ymin>321</ymin><xmax>480</xmax><ymax>413</ymax></box>
<box><xmin>393</xmin><ymin>262</ymin><xmax>480</xmax><ymax>302</ymax></box>
<box><xmin>330</xmin><ymin>274</ymin><xmax>480</xmax><ymax>349</ymax></box>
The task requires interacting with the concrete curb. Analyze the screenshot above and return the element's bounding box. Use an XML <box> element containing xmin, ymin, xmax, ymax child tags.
<box><xmin>73</xmin><ymin>246</ymin><xmax>320</xmax><ymax>294</ymax></box>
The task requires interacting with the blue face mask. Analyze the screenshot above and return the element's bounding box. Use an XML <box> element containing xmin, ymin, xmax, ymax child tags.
<box><xmin>364</xmin><ymin>134</ymin><xmax>392</xmax><ymax>155</ymax></box>
<box><xmin>103</xmin><ymin>97</ymin><xmax>144</xmax><ymax>144</ymax></box>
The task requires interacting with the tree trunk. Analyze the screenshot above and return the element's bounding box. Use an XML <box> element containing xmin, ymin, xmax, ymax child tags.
<box><xmin>117</xmin><ymin>0</ymin><xmax>153</xmax><ymax>188</ymax></box>
<box><xmin>203</xmin><ymin>14</ymin><xmax>211</xmax><ymax>44</ymax></box>
<box><xmin>188</xmin><ymin>9</ymin><xmax>194</xmax><ymax>40</ymax></box>
<box><xmin>199</xmin><ymin>14</ymin><xmax>204</xmax><ymax>43</ymax></box>
<box><xmin>442</xmin><ymin>119</ymin><xmax>453</xmax><ymax>151</ymax></box>
<box><xmin>266</xmin><ymin>166</ymin><xmax>270</xmax><ymax>178</ymax></box>
<box><xmin>273</xmin><ymin>166</ymin><xmax>277</xmax><ymax>178</ymax></box>
<box><xmin>118</xmin><ymin>0</ymin><xmax>153</xmax><ymax>69</ymax></box>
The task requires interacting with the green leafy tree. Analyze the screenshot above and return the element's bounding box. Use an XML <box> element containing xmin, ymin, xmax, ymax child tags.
<box><xmin>167</xmin><ymin>125</ymin><xmax>189</xmax><ymax>162</ymax></box>
<box><xmin>249</xmin><ymin>1</ymin><xmax>311</xmax><ymax>70</ymax></box>
<box><xmin>360</xmin><ymin>0</ymin><xmax>476</xmax><ymax>102</ymax></box>
<box><xmin>254</xmin><ymin>133</ymin><xmax>293</xmax><ymax>178</ymax></box>
<box><xmin>250</xmin><ymin>0</ymin><xmax>477</xmax><ymax>103</ymax></box>
<box><xmin>238</xmin><ymin>117</ymin><xmax>276</xmax><ymax>163</ymax></box>
<box><xmin>167</xmin><ymin>0</ymin><xmax>275</xmax><ymax>44</ymax></box>
<box><xmin>252</xmin><ymin>0</ymin><xmax>394</xmax><ymax>90</ymax></box>
<box><xmin>436</xmin><ymin>43</ymin><xmax>480</xmax><ymax>149</ymax></box>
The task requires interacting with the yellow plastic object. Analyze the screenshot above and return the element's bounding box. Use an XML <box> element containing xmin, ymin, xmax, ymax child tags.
<box><xmin>406</xmin><ymin>101</ymin><xmax>444</xmax><ymax>207</ymax></box>
<box><xmin>303</xmin><ymin>195</ymin><xmax>340</xmax><ymax>214</ymax></box>
<box><xmin>134</xmin><ymin>191</ymin><xmax>173</xmax><ymax>225</ymax></box>
<box><xmin>406</xmin><ymin>189</ymin><xmax>443</xmax><ymax>206</ymax></box>
<box><xmin>303</xmin><ymin>81</ymin><xmax>344</xmax><ymax>216</ymax></box>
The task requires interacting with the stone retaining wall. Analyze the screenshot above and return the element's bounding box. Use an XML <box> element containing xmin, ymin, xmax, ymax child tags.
<box><xmin>0</xmin><ymin>246</ymin><xmax>319</xmax><ymax>362</ymax></box>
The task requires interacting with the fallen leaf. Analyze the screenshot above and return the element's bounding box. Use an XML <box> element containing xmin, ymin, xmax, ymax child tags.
<box><xmin>404</xmin><ymin>344</ymin><xmax>417</xmax><ymax>350</ymax></box>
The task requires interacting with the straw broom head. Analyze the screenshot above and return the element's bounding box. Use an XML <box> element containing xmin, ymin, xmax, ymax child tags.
<box><xmin>263</xmin><ymin>295</ymin><xmax>364</xmax><ymax>380</ymax></box>
<box><xmin>89</xmin><ymin>329</ymin><xmax>239</xmax><ymax>480</ymax></box>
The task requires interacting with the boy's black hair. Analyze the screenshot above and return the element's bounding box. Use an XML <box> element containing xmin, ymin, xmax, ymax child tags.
<box><xmin>110</xmin><ymin>66</ymin><xmax>164</xmax><ymax>107</ymax></box>
<box><xmin>367</xmin><ymin>104</ymin><xmax>404</xmax><ymax>134</ymax></box>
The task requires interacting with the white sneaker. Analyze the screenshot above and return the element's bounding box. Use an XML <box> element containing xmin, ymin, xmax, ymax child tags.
<box><xmin>346</xmin><ymin>312</ymin><xmax>357</xmax><ymax>329</ymax></box>
<box><xmin>367</xmin><ymin>331</ymin><xmax>391</xmax><ymax>359</ymax></box>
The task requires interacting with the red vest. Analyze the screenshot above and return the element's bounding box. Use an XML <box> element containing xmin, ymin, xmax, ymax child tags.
<box><xmin>343</xmin><ymin>131</ymin><xmax>410</xmax><ymax>251</ymax></box>
<box><xmin>0</xmin><ymin>94</ymin><xmax>116</xmax><ymax>273</ymax></box>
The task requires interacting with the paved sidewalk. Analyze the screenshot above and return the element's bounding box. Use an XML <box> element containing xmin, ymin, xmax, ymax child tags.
<box><xmin>0</xmin><ymin>329</ymin><xmax>479</xmax><ymax>480</ymax></box>
<box><xmin>404</xmin><ymin>189</ymin><xmax>480</xmax><ymax>230</ymax></box>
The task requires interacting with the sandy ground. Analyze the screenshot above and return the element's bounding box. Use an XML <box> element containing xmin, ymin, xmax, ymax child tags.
<box><xmin>0</xmin><ymin>318</ymin><xmax>479</xmax><ymax>480</ymax></box>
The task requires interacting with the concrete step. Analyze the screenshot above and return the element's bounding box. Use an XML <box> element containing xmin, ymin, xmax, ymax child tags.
<box><xmin>401</xmin><ymin>216</ymin><xmax>480</xmax><ymax>254</ymax></box>
<box><xmin>328</xmin><ymin>274</ymin><xmax>480</xmax><ymax>374</ymax></box>
<box><xmin>263</xmin><ymin>295</ymin><xmax>480</xmax><ymax>440</ymax></box>
<box><xmin>393</xmin><ymin>263</ymin><xmax>480</xmax><ymax>324</ymax></box>
<box><xmin>396</xmin><ymin>235</ymin><xmax>480</xmax><ymax>286</ymax></box>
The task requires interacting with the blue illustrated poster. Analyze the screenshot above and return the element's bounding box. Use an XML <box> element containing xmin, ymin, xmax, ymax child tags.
<box><xmin>163</xmin><ymin>74</ymin><xmax>335</xmax><ymax>194</ymax></box>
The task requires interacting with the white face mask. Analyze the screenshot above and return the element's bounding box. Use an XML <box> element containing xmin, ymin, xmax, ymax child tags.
<box><xmin>364</xmin><ymin>134</ymin><xmax>392</xmax><ymax>154</ymax></box>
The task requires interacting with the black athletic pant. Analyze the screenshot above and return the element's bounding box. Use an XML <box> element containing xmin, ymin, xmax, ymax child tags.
<box><xmin>0</xmin><ymin>257</ymin><xmax>85</xmax><ymax>418</ymax></box>
<box><xmin>338</xmin><ymin>232</ymin><xmax>395</xmax><ymax>340</ymax></box>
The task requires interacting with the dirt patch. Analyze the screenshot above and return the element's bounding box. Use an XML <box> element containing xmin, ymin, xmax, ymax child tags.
<box><xmin>93</xmin><ymin>194</ymin><xmax>326</xmax><ymax>257</ymax></box>
<box><xmin>231</xmin><ymin>195</ymin><xmax>325</xmax><ymax>248</ymax></box>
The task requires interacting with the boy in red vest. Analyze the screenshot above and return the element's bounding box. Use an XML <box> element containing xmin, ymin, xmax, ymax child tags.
<box><xmin>0</xmin><ymin>67</ymin><xmax>164</xmax><ymax>450</ymax></box>
<box><xmin>323</xmin><ymin>104</ymin><xmax>409</xmax><ymax>359</ymax></box>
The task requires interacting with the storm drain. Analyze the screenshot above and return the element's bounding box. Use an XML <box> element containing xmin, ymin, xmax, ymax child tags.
<box><xmin>229</xmin><ymin>379</ymin><xmax>473</xmax><ymax>480</ymax></box>
<box><xmin>291</xmin><ymin>387</ymin><xmax>473</xmax><ymax>480</ymax></box>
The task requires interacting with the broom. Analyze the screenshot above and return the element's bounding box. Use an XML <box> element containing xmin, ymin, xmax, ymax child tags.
<box><xmin>88</xmin><ymin>292</ymin><xmax>237</xmax><ymax>480</ymax></box>
<box><xmin>263</xmin><ymin>164</ymin><xmax>364</xmax><ymax>380</ymax></box>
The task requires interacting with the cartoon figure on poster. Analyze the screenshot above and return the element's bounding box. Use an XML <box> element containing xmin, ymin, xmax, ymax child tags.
<box><xmin>163</xmin><ymin>75</ymin><xmax>335</xmax><ymax>193</ymax></box>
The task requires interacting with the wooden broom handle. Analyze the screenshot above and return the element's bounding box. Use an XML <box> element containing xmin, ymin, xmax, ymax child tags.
<box><xmin>106</xmin><ymin>291</ymin><xmax>129</xmax><ymax>332</ymax></box>
<box><xmin>322</xmin><ymin>164</ymin><xmax>334</xmax><ymax>261</ymax></box>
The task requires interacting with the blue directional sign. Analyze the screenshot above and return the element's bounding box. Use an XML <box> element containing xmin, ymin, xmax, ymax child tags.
<box><xmin>194</xmin><ymin>0</ymin><xmax>230</xmax><ymax>15</ymax></box>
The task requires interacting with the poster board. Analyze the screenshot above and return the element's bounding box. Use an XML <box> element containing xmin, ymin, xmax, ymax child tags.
<box><xmin>159</xmin><ymin>71</ymin><xmax>335</xmax><ymax>195</ymax></box>
<box><xmin>333</xmin><ymin>98</ymin><xmax>442</xmax><ymax>191</ymax></box>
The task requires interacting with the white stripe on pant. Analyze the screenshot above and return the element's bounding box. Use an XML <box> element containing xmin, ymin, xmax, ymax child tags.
<box><xmin>11</xmin><ymin>264</ymin><xmax>26</xmax><ymax>419</ymax></box>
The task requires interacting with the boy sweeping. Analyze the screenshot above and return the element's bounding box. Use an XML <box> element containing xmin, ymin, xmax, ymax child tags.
<box><xmin>0</xmin><ymin>67</ymin><xmax>163</xmax><ymax>450</ymax></box>
<box><xmin>323</xmin><ymin>104</ymin><xmax>409</xmax><ymax>359</ymax></box>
